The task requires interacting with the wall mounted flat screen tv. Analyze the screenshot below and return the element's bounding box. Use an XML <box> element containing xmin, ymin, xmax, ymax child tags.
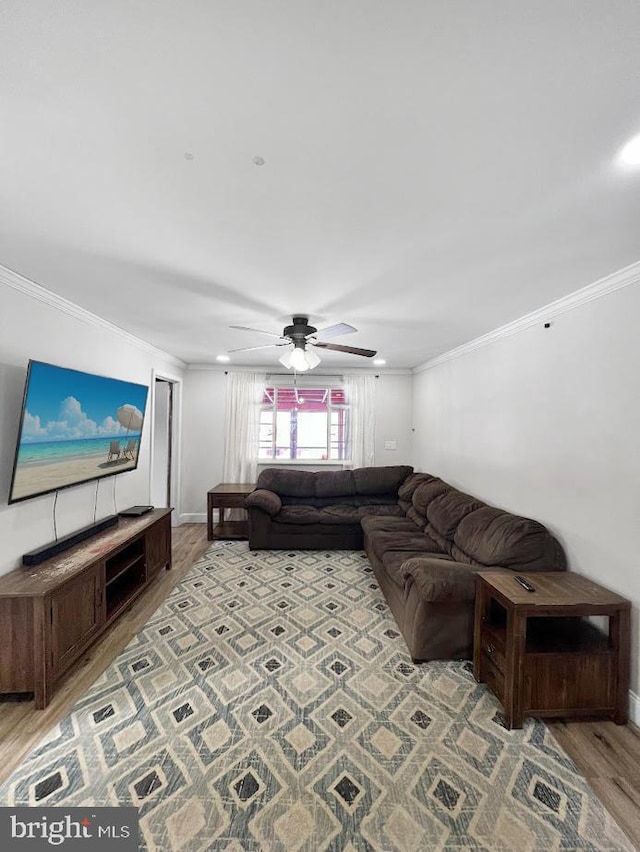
<box><xmin>9</xmin><ymin>360</ymin><xmax>149</xmax><ymax>504</ymax></box>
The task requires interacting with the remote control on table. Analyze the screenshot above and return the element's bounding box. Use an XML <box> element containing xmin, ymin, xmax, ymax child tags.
<box><xmin>514</xmin><ymin>575</ymin><xmax>536</xmax><ymax>592</ymax></box>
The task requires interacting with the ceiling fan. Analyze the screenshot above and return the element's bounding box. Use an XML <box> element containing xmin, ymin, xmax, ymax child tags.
<box><xmin>228</xmin><ymin>316</ymin><xmax>376</xmax><ymax>371</ymax></box>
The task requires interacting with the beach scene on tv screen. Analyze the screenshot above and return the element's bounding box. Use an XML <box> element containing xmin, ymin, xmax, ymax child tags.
<box><xmin>10</xmin><ymin>362</ymin><xmax>149</xmax><ymax>502</ymax></box>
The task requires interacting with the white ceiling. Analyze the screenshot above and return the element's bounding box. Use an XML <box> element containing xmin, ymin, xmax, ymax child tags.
<box><xmin>1</xmin><ymin>1</ymin><xmax>639</xmax><ymax>368</ymax></box>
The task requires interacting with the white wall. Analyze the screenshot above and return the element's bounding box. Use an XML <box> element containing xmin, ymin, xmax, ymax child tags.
<box><xmin>374</xmin><ymin>373</ymin><xmax>413</xmax><ymax>465</ymax></box>
<box><xmin>179</xmin><ymin>369</ymin><xmax>414</xmax><ymax>521</ymax></box>
<box><xmin>411</xmin><ymin>275</ymin><xmax>640</xmax><ymax>713</ymax></box>
<box><xmin>180</xmin><ymin>369</ymin><xmax>228</xmax><ymax>520</ymax></box>
<box><xmin>0</xmin><ymin>270</ymin><xmax>184</xmax><ymax>576</ymax></box>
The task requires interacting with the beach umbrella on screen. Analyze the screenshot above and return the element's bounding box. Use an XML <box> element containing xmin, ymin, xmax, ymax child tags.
<box><xmin>116</xmin><ymin>404</ymin><xmax>143</xmax><ymax>434</ymax></box>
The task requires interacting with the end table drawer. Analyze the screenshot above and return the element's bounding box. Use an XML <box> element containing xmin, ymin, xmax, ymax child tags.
<box><xmin>210</xmin><ymin>494</ymin><xmax>249</xmax><ymax>509</ymax></box>
<box><xmin>480</xmin><ymin>654</ymin><xmax>505</xmax><ymax>702</ymax></box>
<box><xmin>481</xmin><ymin>632</ymin><xmax>505</xmax><ymax>673</ymax></box>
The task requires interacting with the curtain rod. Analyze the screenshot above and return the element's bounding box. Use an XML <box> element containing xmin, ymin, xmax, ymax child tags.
<box><xmin>266</xmin><ymin>372</ymin><xmax>344</xmax><ymax>378</ymax></box>
<box><xmin>223</xmin><ymin>371</ymin><xmax>380</xmax><ymax>378</ymax></box>
<box><xmin>263</xmin><ymin>372</ymin><xmax>379</xmax><ymax>379</ymax></box>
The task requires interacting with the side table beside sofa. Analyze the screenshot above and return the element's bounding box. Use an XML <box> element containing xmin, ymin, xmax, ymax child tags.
<box><xmin>207</xmin><ymin>483</ymin><xmax>255</xmax><ymax>541</ymax></box>
<box><xmin>473</xmin><ymin>570</ymin><xmax>631</xmax><ymax>728</ymax></box>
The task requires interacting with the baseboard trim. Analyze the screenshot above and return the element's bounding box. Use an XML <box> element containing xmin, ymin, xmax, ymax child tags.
<box><xmin>629</xmin><ymin>689</ymin><xmax>640</xmax><ymax>726</ymax></box>
<box><xmin>179</xmin><ymin>513</ymin><xmax>206</xmax><ymax>524</ymax></box>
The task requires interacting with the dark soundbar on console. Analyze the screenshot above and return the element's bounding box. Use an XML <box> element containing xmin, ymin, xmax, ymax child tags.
<box><xmin>22</xmin><ymin>515</ymin><xmax>119</xmax><ymax>566</ymax></box>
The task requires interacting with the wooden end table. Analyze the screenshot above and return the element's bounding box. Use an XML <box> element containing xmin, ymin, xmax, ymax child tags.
<box><xmin>207</xmin><ymin>483</ymin><xmax>255</xmax><ymax>541</ymax></box>
<box><xmin>473</xmin><ymin>571</ymin><xmax>630</xmax><ymax>729</ymax></box>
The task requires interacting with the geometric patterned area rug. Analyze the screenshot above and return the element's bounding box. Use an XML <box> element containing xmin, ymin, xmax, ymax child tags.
<box><xmin>0</xmin><ymin>542</ymin><xmax>633</xmax><ymax>851</ymax></box>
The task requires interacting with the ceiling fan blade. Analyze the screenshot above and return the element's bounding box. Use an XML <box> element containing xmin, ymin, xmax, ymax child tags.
<box><xmin>227</xmin><ymin>343</ymin><xmax>288</xmax><ymax>353</ymax></box>
<box><xmin>310</xmin><ymin>322</ymin><xmax>357</xmax><ymax>339</ymax></box>
<box><xmin>313</xmin><ymin>342</ymin><xmax>377</xmax><ymax>357</ymax></box>
<box><xmin>229</xmin><ymin>325</ymin><xmax>284</xmax><ymax>339</ymax></box>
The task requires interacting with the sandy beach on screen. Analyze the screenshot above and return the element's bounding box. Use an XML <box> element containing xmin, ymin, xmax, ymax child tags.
<box><xmin>11</xmin><ymin>456</ymin><xmax>136</xmax><ymax>501</ymax></box>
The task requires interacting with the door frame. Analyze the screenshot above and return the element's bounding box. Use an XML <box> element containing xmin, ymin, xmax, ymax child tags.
<box><xmin>149</xmin><ymin>369</ymin><xmax>182</xmax><ymax>524</ymax></box>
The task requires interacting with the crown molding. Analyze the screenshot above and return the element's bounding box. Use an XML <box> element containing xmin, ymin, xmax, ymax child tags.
<box><xmin>0</xmin><ymin>263</ymin><xmax>186</xmax><ymax>369</ymax></box>
<box><xmin>414</xmin><ymin>260</ymin><xmax>640</xmax><ymax>374</ymax></box>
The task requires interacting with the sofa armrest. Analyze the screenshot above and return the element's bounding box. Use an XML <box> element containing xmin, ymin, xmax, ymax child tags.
<box><xmin>401</xmin><ymin>558</ymin><xmax>481</xmax><ymax>603</ymax></box>
<box><xmin>244</xmin><ymin>489</ymin><xmax>282</xmax><ymax>517</ymax></box>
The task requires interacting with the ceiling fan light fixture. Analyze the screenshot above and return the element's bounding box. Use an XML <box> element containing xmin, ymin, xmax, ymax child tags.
<box><xmin>289</xmin><ymin>347</ymin><xmax>310</xmax><ymax>371</ymax></box>
<box><xmin>278</xmin><ymin>345</ymin><xmax>321</xmax><ymax>372</ymax></box>
<box><xmin>305</xmin><ymin>349</ymin><xmax>321</xmax><ymax>369</ymax></box>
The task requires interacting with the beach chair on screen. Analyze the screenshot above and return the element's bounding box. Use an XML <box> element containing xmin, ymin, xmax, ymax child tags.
<box><xmin>107</xmin><ymin>440</ymin><xmax>121</xmax><ymax>461</ymax></box>
<box><xmin>123</xmin><ymin>438</ymin><xmax>137</xmax><ymax>460</ymax></box>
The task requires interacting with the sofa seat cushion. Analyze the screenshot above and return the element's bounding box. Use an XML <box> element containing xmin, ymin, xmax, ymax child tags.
<box><xmin>367</xmin><ymin>530</ymin><xmax>445</xmax><ymax>558</ymax></box>
<box><xmin>382</xmin><ymin>549</ymin><xmax>452</xmax><ymax>588</ymax></box>
<box><xmin>276</xmin><ymin>505</ymin><xmax>323</xmax><ymax>524</ymax></box>
<box><xmin>270</xmin><ymin>519</ymin><xmax>362</xmax><ymax>538</ymax></box>
<box><xmin>353</xmin><ymin>494</ymin><xmax>398</xmax><ymax>507</ymax></box>
<box><xmin>317</xmin><ymin>506</ymin><xmax>362</xmax><ymax>525</ymax></box>
<box><xmin>358</xmin><ymin>504</ymin><xmax>404</xmax><ymax>519</ymax></box>
<box><xmin>401</xmin><ymin>558</ymin><xmax>480</xmax><ymax>602</ymax></box>
<box><xmin>361</xmin><ymin>516</ymin><xmax>420</xmax><ymax>534</ymax></box>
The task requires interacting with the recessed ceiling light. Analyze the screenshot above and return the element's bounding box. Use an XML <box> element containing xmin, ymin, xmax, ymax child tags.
<box><xmin>216</xmin><ymin>354</ymin><xmax>230</xmax><ymax>362</ymax></box>
<box><xmin>618</xmin><ymin>134</ymin><xmax>640</xmax><ymax>166</ymax></box>
<box><xmin>252</xmin><ymin>156</ymin><xmax>265</xmax><ymax>166</ymax></box>
<box><xmin>373</xmin><ymin>358</ymin><xmax>386</xmax><ymax>366</ymax></box>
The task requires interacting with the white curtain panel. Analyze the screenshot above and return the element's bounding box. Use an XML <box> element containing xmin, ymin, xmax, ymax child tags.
<box><xmin>344</xmin><ymin>374</ymin><xmax>376</xmax><ymax>468</ymax></box>
<box><xmin>222</xmin><ymin>372</ymin><xmax>266</xmax><ymax>516</ymax></box>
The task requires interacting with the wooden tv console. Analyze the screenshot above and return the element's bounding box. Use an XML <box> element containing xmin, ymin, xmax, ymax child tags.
<box><xmin>0</xmin><ymin>508</ymin><xmax>172</xmax><ymax>709</ymax></box>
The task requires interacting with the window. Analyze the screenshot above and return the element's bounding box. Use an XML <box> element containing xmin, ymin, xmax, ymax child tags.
<box><xmin>258</xmin><ymin>387</ymin><xmax>349</xmax><ymax>460</ymax></box>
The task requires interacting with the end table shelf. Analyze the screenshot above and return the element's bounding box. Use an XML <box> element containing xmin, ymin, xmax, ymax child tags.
<box><xmin>473</xmin><ymin>571</ymin><xmax>630</xmax><ymax>729</ymax></box>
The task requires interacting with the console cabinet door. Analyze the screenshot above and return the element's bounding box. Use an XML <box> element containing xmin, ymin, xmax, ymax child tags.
<box><xmin>49</xmin><ymin>563</ymin><xmax>104</xmax><ymax>678</ymax></box>
<box><xmin>146</xmin><ymin>515</ymin><xmax>171</xmax><ymax>577</ymax></box>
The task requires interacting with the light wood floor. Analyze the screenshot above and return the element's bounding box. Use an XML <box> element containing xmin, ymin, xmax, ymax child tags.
<box><xmin>0</xmin><ymin>524</ymin><xmax>638</xmax><ymax>849</ymax></box>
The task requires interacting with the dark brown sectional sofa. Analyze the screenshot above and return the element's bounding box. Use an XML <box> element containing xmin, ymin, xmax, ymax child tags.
<box><xmin>245</xmin><ymin>466</ymin><xmax>412</xmax><ymax>550</ymax></box>
<box><xmin>245</xmin><ymin>466</ymin><xmax>567</xmax><ymax>661</ymax></box>
<box><xmin>364</xmin><ymin>472</ymin><xmax>566</xmax><ymax>661</ymax></box>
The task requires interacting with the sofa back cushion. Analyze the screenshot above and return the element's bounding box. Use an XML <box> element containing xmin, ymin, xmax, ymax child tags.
<box><xmin>315</xmin><ymin>470</ymin><xmax>356</xmax><ymax>498</ymax></box>
<box><xmin>405</xmin><ymin>507</ymin><xmax>427</xmax><ymax>530</ymax></box>
<box><xmin>256</xmin><ymin>468</ymin><xmax>316</xmax><ymax>497</ymax></box>
<box><xmin>255</xmin><ymin>465</ymin><xmax>413</xmax><ymax>506</ymax></box>
<box><xmin>426</xmin><ymin>489</ymin><xmax>485</xmax><ymax>540</ymax></box>
<box><xmin>353</xmin><ymin>465</ymin><xmax>413</xmax><ymax>496</ymax></box>
<box><xmin>398</xmin><ymin>472</ymin><xmax>439</xmax><ymax>502</ymax></box>
<box><xmin>453</xmin><ymin>506</ymin><xmax>566</xmax><ymax>571</ymax></box>
<box><xmin>412</xmin><ymin>478</ymin><xmax>450</xmax><ymax>517</ymax></box>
